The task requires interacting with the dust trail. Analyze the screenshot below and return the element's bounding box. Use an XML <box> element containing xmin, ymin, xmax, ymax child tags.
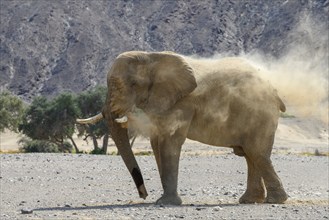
<box><xmin>129</xmin><ymin>15</ymin><xmax>328</xmax><ymax>137</ymax></box>
<box><xmin>241</xmin><ymin>15</ymin><xmax>328</xmax><ymax>124</ymax></box>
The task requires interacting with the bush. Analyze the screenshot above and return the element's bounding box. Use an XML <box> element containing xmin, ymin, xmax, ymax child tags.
<box><xmin>19</xmin><ymin>138</ymin><xmax>73</xmax><ymax>153</ymax></box>
<box><xmin>59</xmin><ymin>141</ymin><xmax>73</xmax><ymax>153</ymax></box>
<box><xmin>89</xmin><ymin>147</ymin><xmax>106</xmax><ymax>155</ymax></box>
<box><xmin>280</xmin><ymin>112</ymin><xmax>295</xmax><ymax>118</ymax></box>
<box><xmin>19</xmin><ymin>93</ymin><xmax>80</xmax><ymax>152</ymax></box>
<box><xmin>0</xmin><ymin>91</ymin><xmax>25</xmax><ymax>132</ymax></box>
<box><xmin>20</xmin><ymin>139</ymin><xmax>59</xmax><ymax>153</ymax></box>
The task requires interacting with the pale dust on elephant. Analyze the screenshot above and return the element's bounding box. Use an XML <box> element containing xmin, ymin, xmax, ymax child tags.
<box><xmin>77</xmin><ymin>51</ymin><xmax>288</xmax><ymax>205</ymax></box>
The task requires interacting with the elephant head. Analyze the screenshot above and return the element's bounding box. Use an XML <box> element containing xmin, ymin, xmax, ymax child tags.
<box><xmin>77</xmin><ymin>51</ymin><xmax>197</xmax><ymax>200</ymax></box>
<box><xmin>107</xmin><ymin>51</ymin><xmax>196</xmax><ymax>116</ymax></box>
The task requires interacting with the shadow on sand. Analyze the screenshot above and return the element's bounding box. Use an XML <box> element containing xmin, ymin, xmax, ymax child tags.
<box><xmin>34</xmin><ymin>202</ymin><xmax>240</xmax><ymax>212</ymax></box>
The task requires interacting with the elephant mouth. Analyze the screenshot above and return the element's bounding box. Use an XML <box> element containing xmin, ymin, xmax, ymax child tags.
<box><xmin>114</xmin><ymin>107</ymin><xmax>145</xmax><ymax>127</ymax></box>
<box><xmin>115</xmin><ymin>115</ymin><xmax>128</xmax><ymax>123</ymax></box>
<box><xmin>109</xmin><ymin>103</ymin><xmax>130</xmax><ymax>125</ymax></box>
<box><xmin>111</xmin><ymin>112</ymin><xmax>129</xmax><ymax>128</ymax></box>
<box><xmin>113</xmin><ymin>106</ymin><xmax>135</xmax><ymax>127</ymax></box>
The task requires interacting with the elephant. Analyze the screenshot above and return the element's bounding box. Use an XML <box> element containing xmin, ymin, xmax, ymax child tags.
<box><xmin>77</xmin><ymin>51</ymin><xmax>288</xmax><ymax>205</ymax></box>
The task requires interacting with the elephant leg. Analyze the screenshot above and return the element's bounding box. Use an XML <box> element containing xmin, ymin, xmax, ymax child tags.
<box><xmin>255</xmin><ymin>156</ymin><xmax>288</xmax><ymax>203</ymax></box>
<box><xmin>150</xmin><ymin>137</ymin><xmax>162</xmax><ymax>176</ymax></box>
<box><xmin>244</xmin><ymin>138</ymin><xmax>288</xmax><ymax>204</ymax></box>
<box><xmin>155</xmin><ymin>135</ymin><xmax>185</xmax><ymax>206</ymax></box>
<box><xmin>239</xmin><ymin>154</ymin><xmax>266</xmax><ymax>204</ymax></box>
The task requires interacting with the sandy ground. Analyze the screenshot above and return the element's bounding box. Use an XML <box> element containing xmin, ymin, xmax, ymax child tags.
<box><xmin>0</xmin><ymin>116</ymin><xmax>328</xmax><ymax>219</ymax></box>
<box><xmin>0</xmin><ymin>153</ymin><xmax>328</xmax><ymax>219</ymax></box>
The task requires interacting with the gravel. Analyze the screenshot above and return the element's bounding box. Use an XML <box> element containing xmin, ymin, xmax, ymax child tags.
<box><xmin>0</xmin><ymin>153</ymin><xmax>328</xmax><ymax>219</ymax></box>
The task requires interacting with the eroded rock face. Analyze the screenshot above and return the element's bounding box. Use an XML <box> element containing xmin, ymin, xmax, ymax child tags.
<box><xmin>0</xmin><ymin>0</ymin><xmax>327</xmax><ymax>100</ymax></box>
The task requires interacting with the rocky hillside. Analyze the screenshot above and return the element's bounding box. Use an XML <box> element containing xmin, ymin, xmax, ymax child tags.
<box><xmin>0</xmin><ymin>0</ymin><xmax>328</xmax><ymax>101</ymax></box>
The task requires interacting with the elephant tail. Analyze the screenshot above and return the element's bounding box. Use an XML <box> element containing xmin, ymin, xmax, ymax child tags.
<box><xmin>276</xmin><ymin>95</ymin><xmax>286</xmax><ymax>112</ymax></box>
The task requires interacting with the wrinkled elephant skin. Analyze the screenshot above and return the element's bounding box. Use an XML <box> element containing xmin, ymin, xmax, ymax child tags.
<box><xmin>78</xmin><ymin>51</ymin><xmax>288</xmax><ymax>205</ymax></box>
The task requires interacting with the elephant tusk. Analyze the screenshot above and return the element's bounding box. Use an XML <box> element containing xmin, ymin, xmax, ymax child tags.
<box><xmin>115</xmin><ymin>115</ymin><xmax>128</xmax><ymax>123</ymax></box>
<box><xmin>76</xmin><ymin>113</ymin><xmax>103</xmax><ymax>124</ymax></box>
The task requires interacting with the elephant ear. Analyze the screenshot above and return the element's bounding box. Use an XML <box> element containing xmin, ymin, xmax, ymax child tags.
<box><xmin>145</xmin><ymin>52</ymin><xmax>197</xmax><ymax>114</ymax></box>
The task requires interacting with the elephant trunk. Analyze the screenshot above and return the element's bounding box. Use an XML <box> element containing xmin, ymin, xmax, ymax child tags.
<box><xmin>107</xmin><ymin>111</ymin><xmax>148</xmax><ymax>199</ymax></box>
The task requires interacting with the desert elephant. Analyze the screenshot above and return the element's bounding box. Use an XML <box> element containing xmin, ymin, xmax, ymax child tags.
<box><xmin>77</xmin><ymin>51</ymin><xmax>288</xmax><ymax>205</ymax></box>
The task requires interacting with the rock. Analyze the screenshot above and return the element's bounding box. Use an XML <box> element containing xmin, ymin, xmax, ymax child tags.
<box><xmin>213</xmin><ymin>206</ymin><xmax>223</xmax><ymax>211</ymax></box>
<box><xmin>196</xmin><ymin>207</ymin><xmax>206</xmax><ymax>211</ymax></box>
<box><xmin>21</xmin><ymin>208</ymin><xmax>33</xmax><ymax>214</ymax></box>
<box><xmin>1</xmin><ymin>0</ymin><xmax>327</xmax><ymax>100</ymax></box>
<box><xmin>19</xmin><ymin>201</ymin><xmax>26</xmax><ymax>206</ymax></box>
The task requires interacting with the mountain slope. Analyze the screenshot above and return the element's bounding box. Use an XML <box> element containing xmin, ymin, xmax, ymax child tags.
<box><xmin>0</xmin><ymin>0</ymin><xmax>327</xmax><ymax>100</ymax></box>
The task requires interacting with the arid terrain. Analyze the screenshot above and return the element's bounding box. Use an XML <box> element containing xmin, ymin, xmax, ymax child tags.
<box><xmin>0</xmin><ymin>117</ymin><xmax>328</xmax><ymax>219</ymax></box>
<box><xmin>0</xmin><ymin>0</ymin><xmax>328</xmax><ymax>219</ymax></box>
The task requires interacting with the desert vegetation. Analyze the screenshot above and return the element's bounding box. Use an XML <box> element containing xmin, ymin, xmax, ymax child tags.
<box><xmin>0</xmin><ymin>87</ymin><xmax>115</xmax><ymax>154</ymax></box>
<box><xmin>0</xmin><ymin>1</ymin><xmax>328</xmax><ymax>218</ymax></box>
<box><xmin>0</xmin><ymin>91</ymin><xmax>25</xmax><ymax>133</ymax></box>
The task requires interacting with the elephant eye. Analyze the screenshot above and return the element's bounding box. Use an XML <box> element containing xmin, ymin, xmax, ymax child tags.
<box><xmin>130</xmin><ymin>80</ymin><xmax>137</xmax><ymax>87</ymax></box>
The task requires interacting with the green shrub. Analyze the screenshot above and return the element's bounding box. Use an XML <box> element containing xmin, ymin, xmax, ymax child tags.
<box><xmin>0</xmin><ymin>90</ymin><xmax>25</xmax><ymax>132</ymax></box>
<box><xmin>19</xmin><ymin>138</ymin><xmax>73</xmax><ymax>153</ymax></box>
<box><xmin>89</xmin><ymin>147</ymin><xmax>106</xmax><ymax>155</ymax></box>
<box><xmin>20</xmin><ymin>139</ymin><xmax>59</xmax><ymax>153</ymax></box>
<box><xmin>60</xmin><ymin>141</ymin><xmax>73</xmax><ymax>153</ymax></box>
<box><xmin>280</xmin><ymin>112</ymin><xmax>296</xmax><ymax>118</ymax></box>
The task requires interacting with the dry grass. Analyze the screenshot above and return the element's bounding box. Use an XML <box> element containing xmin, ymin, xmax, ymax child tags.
<box><xmin>299</xmin><ymin>151</ymin><xmax>329</xmax><ymax>157</ymax></box>
<box><xmin>286</xmin><ymin>199</ymin><xmax>329</xmax><ymax>206</ymax></box>
<box><xmin>0</xmin><ymin>149</ymin><xmax>21</xmax><ymax>154</ymax></box>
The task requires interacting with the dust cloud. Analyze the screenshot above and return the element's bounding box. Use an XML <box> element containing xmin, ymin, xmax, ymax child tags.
<box><xmin>241</xmin><ymin>16</ymin><xmax>328</xmax><ymax>124</ymax></box>
<box><xmin>128</xmin><ymin>15</ymin><xmax>328</xmax><ymax>137</ymax></box>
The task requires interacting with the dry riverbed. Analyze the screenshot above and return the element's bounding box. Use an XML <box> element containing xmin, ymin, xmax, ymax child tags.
<box><xmin>1</xmin><ymin>152</ymin><xmax>328</xmax><ymax>220</ymax></box>
<box><xmin>0</xmin><ymin>117</ymin><xmax>328</xmax><ymax>219</ymax></box>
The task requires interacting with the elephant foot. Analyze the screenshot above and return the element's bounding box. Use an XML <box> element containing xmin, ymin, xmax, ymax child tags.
<box><xmin>239</xmin><ymin>192</ymin><xmax>265</xmax><ymax>204</ymax></box>
<box><xmin>265</xmin><ymin>188</ymin><xmax>288</xmax><ymax>204</ymax></box>
<box><xmin>155</xmin><ymin>194</ymin><xmax>182</xmax><ymax>206</ymax></box>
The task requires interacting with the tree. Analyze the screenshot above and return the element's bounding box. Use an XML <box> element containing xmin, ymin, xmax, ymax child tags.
<box><xmin>19</xmin><ymin>93</ymin><xmax>80</xmax><ymax>152</ymax></box>
<box><xmin>47</xmin><ymin>93</ymin><xmax>81</xmax><ymax>152</ymax></box>
<box><xmin>19</xmin><ymin>96</ymin><xmax>50</xmax><ymax>140</ymax></box>
<box><xmin>0</xmin><ymin>91</ymin><xmax>25</xmax><ymax>133</ymax></box>
<box><xmin>76</xmin><ymin>86</ymin><xmax>109</xmax><ymax>153</ymax></box>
